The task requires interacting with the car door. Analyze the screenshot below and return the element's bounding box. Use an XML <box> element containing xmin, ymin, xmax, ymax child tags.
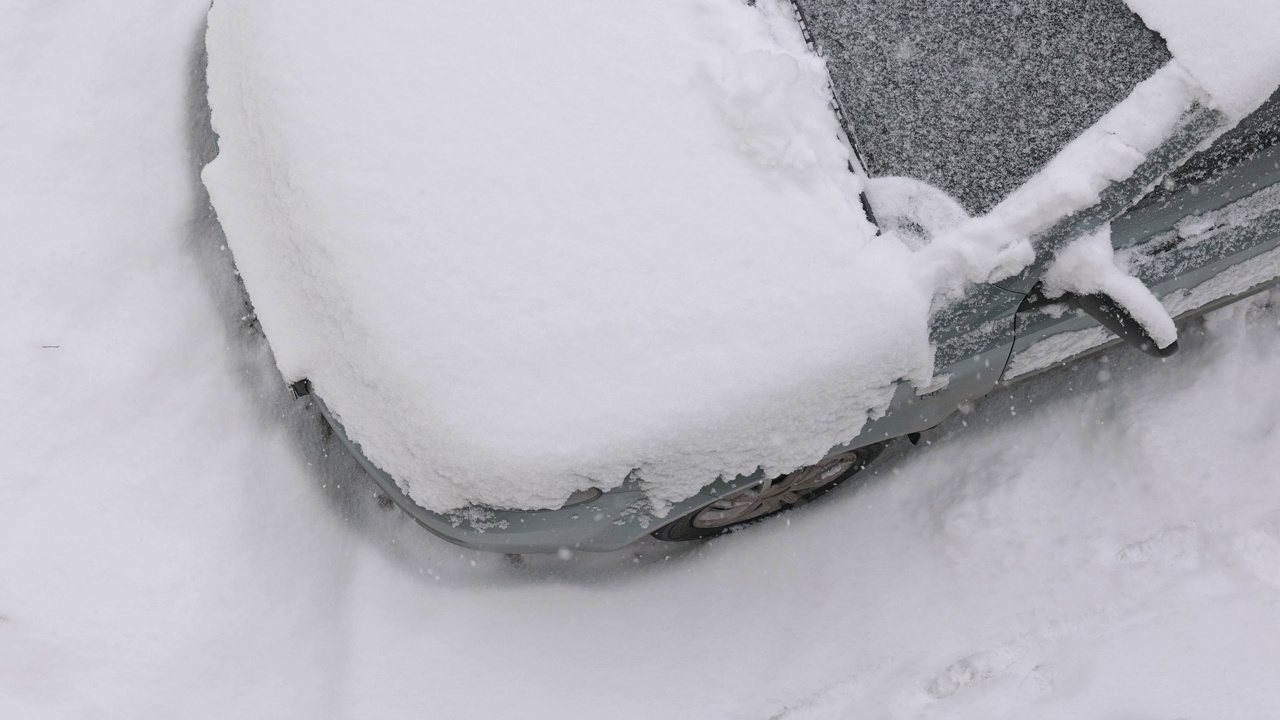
<box><xmin>1003</xmin><ymin>87</ymin><xmax>1280</xmax><ymax>383</ymax></box>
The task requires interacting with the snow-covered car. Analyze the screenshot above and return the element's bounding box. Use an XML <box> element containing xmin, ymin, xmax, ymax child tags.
<box><xmin>203</xmin><ymin>0</ymin><xmax>1280</xmax><ymax>553</ymax></box>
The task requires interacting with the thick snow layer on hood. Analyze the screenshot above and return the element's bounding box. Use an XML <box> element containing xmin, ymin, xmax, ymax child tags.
<box><xmin>203</xmin><ymin>0</ymin><xmax>933</xmax><ymax>511</ymax></box>
<box><xmin>1125</xmin><ymin>0</ymin><xmax>1280</xmax><ymax>119</ymax></box>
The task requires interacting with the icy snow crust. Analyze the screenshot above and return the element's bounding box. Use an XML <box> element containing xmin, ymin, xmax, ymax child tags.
<box><xmin>203</xmin><ymin>0</ymin><xmax>933</xmax><ymax>512</ymax></box>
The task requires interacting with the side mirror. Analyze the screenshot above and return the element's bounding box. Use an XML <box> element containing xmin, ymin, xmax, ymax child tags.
<box><xmin>1066</xmin><ymin>292</ymin><xmax>1178</xmax><ymax>358</ymax></box>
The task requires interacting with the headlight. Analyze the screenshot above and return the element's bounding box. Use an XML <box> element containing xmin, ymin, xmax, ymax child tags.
<box><xmin>561</xmin><ymin>487</ymin><xmax>602</xmax><ymax>508</ymax></box>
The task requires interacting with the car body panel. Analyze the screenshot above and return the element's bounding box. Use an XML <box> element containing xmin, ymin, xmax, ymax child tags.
<box><xmin>313</xmin><ymin>327</ymin><xmax>1023</xmax><ymax>553</ymax></box>
<box><xmin>1004</xmin><ymin>93</ymin><xmax>1280</xmax><ymax>383</ymax></box>
<box><xmin>1004</xmin><ymin>189</ymin><xmax>1280</xmax><ymax>384</ymax></box>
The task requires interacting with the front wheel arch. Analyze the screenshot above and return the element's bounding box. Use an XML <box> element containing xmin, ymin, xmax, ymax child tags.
<box><xmin>651</xmin><ymin>442</ymin><xmax>888</xmax><ymax>542</ymax></box>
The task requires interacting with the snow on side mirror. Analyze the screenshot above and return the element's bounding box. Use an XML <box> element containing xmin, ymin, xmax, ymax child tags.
<box><xmin>1041</xmin><ymin>225</ymin><xmax>1179</xmax><ymax>359</ymax></box>
<box><xmin>1066</xmin><ymin>292</ymin><xmax>1179</xmax><ymax>358</ymax></box>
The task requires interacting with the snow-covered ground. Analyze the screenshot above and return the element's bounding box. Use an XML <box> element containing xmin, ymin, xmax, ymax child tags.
<box><xmin>5</xmin><ymin>1</ymin><xmax>1280</xmax><ymax>717</ymax></box>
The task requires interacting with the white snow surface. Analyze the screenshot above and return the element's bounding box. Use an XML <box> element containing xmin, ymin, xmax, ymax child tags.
<box><xmin>1125</xmin><ymin>0</ymin><xmax>1280</xmax><ymax>119</ymax></box>
<box><xmin>202</xmin><ymin>0</ymin><xmax>932</xmax><ymax>512</ymax></box>
<box><xmin>8</xmin><ymin>2</ymin><xmax>1280</xmax><ymax>715</ymax></box>
<box><xmin>864</xmin><ymin>176</ymin><xmax>971</xmax><ymax>252</ymax></box>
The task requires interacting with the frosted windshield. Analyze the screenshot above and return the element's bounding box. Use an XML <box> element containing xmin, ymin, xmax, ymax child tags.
<box><xmin>796</xmin><ymin>0</ymin><xmax>1171</xmax><ymax>214</ymax></box>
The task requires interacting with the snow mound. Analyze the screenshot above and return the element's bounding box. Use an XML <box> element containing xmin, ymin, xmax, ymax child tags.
<box><xmin>203</xmin><ymin>0</ymin><xmax>933</xmax><ymax>512</ymax></box>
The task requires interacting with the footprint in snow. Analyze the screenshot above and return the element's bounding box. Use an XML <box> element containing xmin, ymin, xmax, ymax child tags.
<box><xmin>926</xmin><ymin>645</ymin><xmax>1056</xmax><ymax>703</ymax></box>
<box><xmin>1115</xmin><ymin>524</ymin><xmax>1201</xmax><ymax>569</ymax></box>
<box><xmin>1235</xmin><ymin>511</ymin><xmax>1280</xmax><ymax>589</ymax></box>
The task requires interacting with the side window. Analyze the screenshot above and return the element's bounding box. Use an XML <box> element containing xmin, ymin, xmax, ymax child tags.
<box><xmin>794</xmin><ymin>0</ymin><xmax>1170</xmax><ymax>215</ymax></box>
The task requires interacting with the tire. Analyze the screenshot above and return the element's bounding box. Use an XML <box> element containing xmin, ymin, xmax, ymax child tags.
<box><xmin>651</xmin><ymin>442</ymin><xmax>887</xmax><ymax>542</ymax></box>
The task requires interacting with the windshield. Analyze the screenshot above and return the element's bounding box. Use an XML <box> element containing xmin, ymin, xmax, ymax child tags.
<box><xmin>795</xmin><ymin>0</ymin><xmax>1171</xmax><ymax>215</ymax></box>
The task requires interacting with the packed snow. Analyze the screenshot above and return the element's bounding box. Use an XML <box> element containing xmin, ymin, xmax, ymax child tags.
<box><xmin>203</xmin><ymin>0</ymin><xmax>933</xmax><ymax>512</ymax></box>
<box><xmin>8</xmin><ymin>1</ymin><xmax>1280</xmax><ymax>717</ymax></box>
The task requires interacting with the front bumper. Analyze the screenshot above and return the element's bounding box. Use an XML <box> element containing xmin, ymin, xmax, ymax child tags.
<box><xmin>309</xmin><ymin>390</ymin><xmax>771</xmax><ymax>553</ymax></box>
<box><xmin>303</xmin><ymin>341</ymin><xmax>1012</xmax><ymax>553</ymax></box>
